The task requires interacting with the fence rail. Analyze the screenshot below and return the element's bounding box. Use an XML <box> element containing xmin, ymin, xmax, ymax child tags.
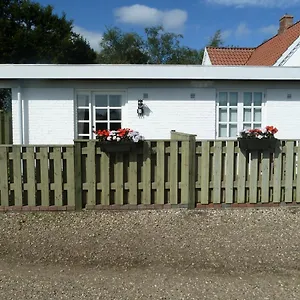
<box><xmin>0</xmin><ymin>132</ymin><xmax>300</xmax><ymax>210</ymax></box>
<box><xmin>0</xmin><ymin>111</ymin><xmax>12</xmax><ymax>145</ymax></box>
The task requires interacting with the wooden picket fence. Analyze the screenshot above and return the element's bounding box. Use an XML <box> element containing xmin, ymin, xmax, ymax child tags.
<box><xmin>0</xmin><ymin>111</ymin><xmax>12</xmax><ymax>145</ymax></box>
<box><xmin>0</xmin><ymin>131</ymin><xmax>300</xmax><ymax>210</ymax></box>
<box><xmin>0</xmin><ymin>145</ymin><xmax>75</xmax><ymax>209</ymax></box>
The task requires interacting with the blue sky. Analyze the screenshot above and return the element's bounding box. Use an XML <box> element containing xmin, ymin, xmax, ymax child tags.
<box><xmin>36</xmin><ymin>0</ymin><xmax>300</xmax><ymax>51</ymax></box>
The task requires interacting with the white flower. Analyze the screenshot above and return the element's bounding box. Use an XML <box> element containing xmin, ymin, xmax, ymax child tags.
<box><xmin>107</xmin><ymin>136</ymin><xmax>111</xmax><ymax>141</ymax></box>
<box><xmin>116</xmin><ymin>137</ymin><xmax>121</xmax><ymax>142</ymax></box>
<box><xmin>110</xmin><ymin>130</ymin><xmax>117</xmax><ymax>136</ymax></box>
<box><xmin>113</xmin><ymin>136</ymin><xmax>117</xmax><ymax>140</ymax></box>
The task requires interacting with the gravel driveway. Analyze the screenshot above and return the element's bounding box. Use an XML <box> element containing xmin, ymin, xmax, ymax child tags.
<box><xmin>0</xmin><ymin>208</ymin><xmax>300</xmax><ymax>299</ymax></box>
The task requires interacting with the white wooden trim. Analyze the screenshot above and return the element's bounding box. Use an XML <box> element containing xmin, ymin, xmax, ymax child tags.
<box><xmin>3</xmin><ymin>64</ymin><xmax>300</xmax><ymax>80</ymax></box>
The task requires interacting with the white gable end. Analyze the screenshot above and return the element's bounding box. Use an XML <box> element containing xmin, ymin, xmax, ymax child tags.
<box><xmin>274</xmin><ymin>35</ymin><xmax>300</xmax><ymax>66</ymax></box>
<box><xmin>202</xmin><ymin>48</ymin><xmax>212</xmax><ymax>65</ymax></box>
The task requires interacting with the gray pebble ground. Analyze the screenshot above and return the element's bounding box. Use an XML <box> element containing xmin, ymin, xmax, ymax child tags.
<box><xmin>0</xmin><ymin>208</ymin><xmax>300</xmax><ymax>299</ymax></box>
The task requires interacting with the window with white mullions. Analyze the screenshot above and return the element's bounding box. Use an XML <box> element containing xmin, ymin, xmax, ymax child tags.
<box><xmin>94</xmin><ymin>94</ymin><xmax>122</xmax><ymax>131</ymax></box>
<box><xmin>243</xmin><ymin>92</ymin><xmax>262</xmax><ymax>130</ymax></box>
<box><xmin>76</xmin><ymin>92</ymin><xmax>123</xmax><ymax>139</ymax></box>
<box><xmin>218</xmin><ymin>92</ymin><xmax>238</xmax><ymax>138</ymax></box>
<box><xmin>217</xmin><ymin>91</ymin><xmax>264</xmax><ymax>138</ymax></box>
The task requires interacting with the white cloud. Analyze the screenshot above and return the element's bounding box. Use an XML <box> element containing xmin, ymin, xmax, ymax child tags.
<box><xmin>114</xmin><ymin>5</ymin><xmax>187</xmax><ymax>31</ymax></box>
<box><xmin>235</xmin><ymin>22</ymin><xmax>251</xmax><ymax>37</ymax></box>
<box><xmin>219</xmin><ymin>23</ymin><xmax>278</xmax><ymax>44</ymax></box>
<box><xmin>259</xmin><ymin>24</ymin><xmax>278</xmax><ymax>35</ymax></box>
<box><xmin>221</xmin><ymin>29</ymin><xmax>232</xmax><ymax>40</ymax></box>
<box><xmin>73</xmin><ymin>25</ymin><xmax>102</xmax><ymax>51</ymax></box>
<box><xmin>205</xmin><ymin>0</ymin><xmax>300</xmax><ymax>7</ymax></box>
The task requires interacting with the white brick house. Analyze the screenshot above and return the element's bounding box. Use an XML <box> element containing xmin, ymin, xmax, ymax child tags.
<box><xmin>1</xmin><ymin>64</ymin><xmax>300</xmax><ymax>144</ymax></box>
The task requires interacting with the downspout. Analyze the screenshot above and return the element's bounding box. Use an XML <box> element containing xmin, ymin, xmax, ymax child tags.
<box><xmin>17</xmin><ymin>86</ymin><xmax>23</xmax><ymax>144</ymax></box>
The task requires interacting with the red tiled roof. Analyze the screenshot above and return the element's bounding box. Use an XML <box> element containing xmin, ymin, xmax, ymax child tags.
<box><xmin>206</xmin><ymin>21</ymin><xmax>300</xmax><ymax>66</ymax></box>
<box><xmin>246</xmin><ymin>21</ymin><xmax>300</xmax><ymax>65</ymax></box>
<box><xmin>206</xmin><ymin>47</ymin><xmax>255</xmax><ymax>65</ymax></box>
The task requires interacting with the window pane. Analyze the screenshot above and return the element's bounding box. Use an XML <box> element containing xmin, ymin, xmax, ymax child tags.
<box><xmin>243</xmin><ymin>108</ymin><xmax>252</xmax><ymax>122</ymax></box>
<box><xmin>254</xmin><ymin>123</ymin><xmax>261</xmax><ymax>129</ymax></box>
<box><xmin>109</xmin><ymin>95</ymin><xmax>122</xmax><ymax>107</ymax></box>
<box><xmin>77</xmin><ymin>123</ymin><xmax>89</xmax><ymax>134</ymax></box>
<box><xmin>229</xmin><ymin>92</ymin><xmax>238</xmax><ymax>106</ymax></box>
<box><xmin>229</xmin><ymin>108</ymin><xmax>237</xmax><ymax>122</ymax></box>
<box><xmin>110</xmin><ymin>109</ymin><xmax>121</xmax><ymax>120</ymax></box>
<box><xmin>77</xmin><ymin>95</ymin><xmax>89</xmax><ymax>107</ymax></box>
<box><xmin>243</xmin><ymin>123</ymin><xmax>252</xmax><ymax>129</ymax></box>
<box><xmin>77</xmin><ymin>109</ymin><xmax>89</xmax><ymax>121</ymax></box>
<box><xmin>254</xmin><ymin>92</ymin><xmax>262</xmax><ymax>106</ymax></box>
<box><xmin>219</xmin><ymin>124</ymin><xmax>227</xmax><ymax>137</ymax></box>
<box><xmin>229</xmin><ymin>124</ymin><xmax>237</xmax><ymax>137</ymax></box>
<box><xmin>95</xmin><ymin>109</ymin><xmax>107</xmax><ymax>121</ymax></box>
<box><xmin>219</xmin><ymin>92</ymin><xmax>227</xmax><ymax>106</ymax></box>
<box><xmin>110</xmin><ymin>123</ymin><xmax>122</xmax><ymax>130</ymax></box>
<box><xmin>244</xmin><ymin>92</ymin><xmax>252</xmax><ymax>106</ymax></box>
<box><xmin>254</xmin><ymin>108</ymin><xmax>261</xmax><ymax>122</ymax></box>
<box><xmin>95</xmin><ymin>95</ymin><xmax>108</xmax><ymax>107</ymax></box>
<box><xmin>219</xmin><ymin>108</ymin><xmax>227</xmax><ymax>122</ymax></box>
<box><xmin>95</xmin><ymin>123</ymin><xmax>108</xmax><ymax>131</ymax></box>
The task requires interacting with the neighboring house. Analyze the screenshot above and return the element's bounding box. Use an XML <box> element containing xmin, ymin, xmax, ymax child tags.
<box><xmin>202</xmin><ymin>14</ymin><xmax>300</xmax><ymax>66</ymax></box>
<box><xmin>1</xmin><ymin>64</ymin><xmax>300</xmax><ymax>144</ymax></box>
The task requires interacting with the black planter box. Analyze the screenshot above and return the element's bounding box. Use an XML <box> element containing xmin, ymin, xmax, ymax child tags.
<box><xmin>97</xmin><ymin>141</ymin><xmax>141</xmax><ymax>153</ymax></box>
<box><xmin>238</xmin><ymin>138</ymin><xmax>279</xmax><ymax>151</ymax></box>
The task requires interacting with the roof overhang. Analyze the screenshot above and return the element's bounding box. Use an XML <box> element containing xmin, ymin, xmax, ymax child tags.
<box><xmin>1</xmin><ymin>64</ymin><xmax>300</xmax><ymax>81</ymax></box>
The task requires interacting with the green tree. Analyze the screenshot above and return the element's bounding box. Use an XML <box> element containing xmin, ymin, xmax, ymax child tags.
<box><xmin>0</xmin><ymin>89</ymin><xmax>11</xmax><ymax>111</ymax></box>
<box><xmin>199</xmin><ymin>29</ymin><xmax>224</xmax><ymax>62</ymax></box>
<box><xmin>0</xmin><ymin>0</ymin><xmax>96</xmax><ymax>64</ymax></box>
<box><xmin>144</xmin><ymin>26</ymin><xmax>181</xmax><ymax>64</ymax></box>
<box><xmin>166</xmin><ymin>47</ymin><xmax>203</xmax><ymax>64</ymax></box>
<box><xmin>97</xmin><ymin>25</ymin><xmax>203</xmax><ymax>65</ymax></box>
<box><xmin>208</xmin><ymin>29</ymin><xmax>224</xmax><ymax>47</ymax></box>
<box><xmin>145</xmin><ymin>26</ymin><xmax>202</xmax><ymax>64</ymax></box>
<box><xmin>97</xmin><ymin>27</ymin><xmax>148</xmax><ymax>64</ymax></box>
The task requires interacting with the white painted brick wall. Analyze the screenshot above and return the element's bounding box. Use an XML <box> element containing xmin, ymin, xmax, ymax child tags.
<box><xmin>12</xmin><ymin>88</ymin><xmax>74</xmax><ymax>144</ymax></box>
<box><xmin>11</xmin><ymin>83</ymin><xmax>300</xmax><ymax>144</ymax></box>
<box><xmin>265</xmin><ymin>89</ymin><xmax>300</xmax><ymax>139</ymax></box>
<box><xmin>11</xmin><ymin>88</ymin><xmax>20</xmax><ymax>144</ymax></box>
<box><xmin>12</xmin><ymin>86</ymin><xmax>216</xmax><ymax>144</ymax></box>
<box><xmin>124</xmin><ymin>88</ymin><xmax>216</xmax><ymax>139</ymax></box>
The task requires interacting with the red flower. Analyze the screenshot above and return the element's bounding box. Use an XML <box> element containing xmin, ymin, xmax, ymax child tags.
<box><xmin>266</xmin><ymin>126</ymin><xmax>278</xmax><ymax>134</ymax></box>
<box><xmin>96</xmin><ymin>130</ymin><xmax>109</xmax><ymax>137</ymax></box>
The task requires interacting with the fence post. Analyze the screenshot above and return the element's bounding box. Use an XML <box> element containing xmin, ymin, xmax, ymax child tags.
<box><xmin>171</xmin><ymin>131</ymin><xmax>196</xmax><ymax>209</ymax></box>
<box><xmin>74</xmin><ymin>140</ymin><xmax>83</xmax><ymax>210</ymax></box>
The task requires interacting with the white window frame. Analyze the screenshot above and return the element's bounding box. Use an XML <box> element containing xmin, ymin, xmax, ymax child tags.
<box><xmin>242</xmin><ymin>91</ymin><xmax>263</xmax><ymax>130</ymax></box>
<box><xmin>75</xmin><ymin>90</ymin><xmax>126</xmax><ymax>139</ymax></box>
<box><xmin>216</xmin><ymin>90</ymin><xmax>265</xmax><ymax>139</ymax></box>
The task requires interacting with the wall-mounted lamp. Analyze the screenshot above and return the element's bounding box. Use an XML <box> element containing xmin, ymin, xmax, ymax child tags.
<box><xmin>137</xmin><ymin>99</ymin><xmax>144</xmax><ymax>117</ymax></box>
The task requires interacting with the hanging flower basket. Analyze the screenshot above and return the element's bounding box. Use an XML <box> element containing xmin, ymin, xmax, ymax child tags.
<box><xmin>93</xmin><ymin>128</ymin><xmax>144</xmax><ymax>153</ymax></box>
<box><xmin>238</xmin><ymin>125</ymin><xmax>279</xmax><ymax>152</ymax></box>
<box><xmin>238</xmin><ymin>138</ymin><xmax>279</xmax><ymax>151</ymax></box>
